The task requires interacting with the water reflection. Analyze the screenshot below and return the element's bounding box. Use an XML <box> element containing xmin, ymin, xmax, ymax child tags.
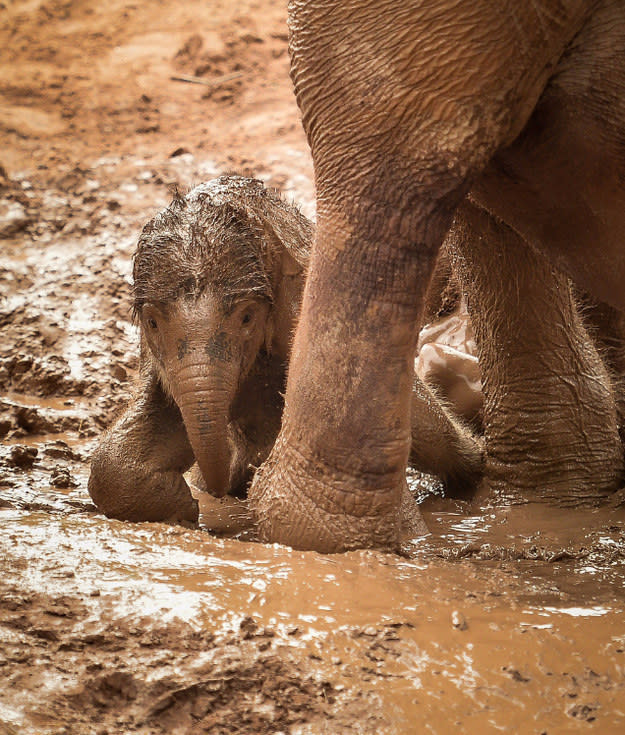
<box><xmin>542</xmin><ymin>605</ymin><xmax>611</xmax><ymax>618</ymax></box>
<box><xmin>4</xmin><ymin>497</ymin><xmax>625</xmax><ymax>731</ymax></box>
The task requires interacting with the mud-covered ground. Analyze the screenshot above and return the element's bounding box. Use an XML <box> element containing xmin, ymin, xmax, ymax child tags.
<box><xmin>2</xmin><ymin>2</ymin><xmax>625</xmax><ymax>733</ymax></box>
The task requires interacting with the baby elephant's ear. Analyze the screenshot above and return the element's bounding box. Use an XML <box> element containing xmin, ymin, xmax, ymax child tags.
<box><xmin>261</xmin><ymin>197</ymin><xmax>312</xmax><ymax>277</ymax></box>
<box><xmin>241</xmin><ymin>188</ymin><xmax>311</xmax><ymax>283</ymax></box>
<box><xmin>244</xmin><ymin>190</ymin><xmax>313</xmax><ymax>360</ymax></box>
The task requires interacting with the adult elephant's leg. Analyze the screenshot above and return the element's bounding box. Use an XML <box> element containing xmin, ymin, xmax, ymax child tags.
<box><xmin>250</xmin><ymin>1</ymin><xmax>591</xmax><ymax>552</ymax></box>
<box><xmin>450</xmin><ymin>202</ymin><xmax>624</xmax><ymax>505</ymax></box>
<box><xmin>251</xmin><ymin>183</ymin><xmax>439</xmax><ymax>550</ymax></box>
<box><xmin>580</xmin><ymin>298</ymin><xmax>625</xmax><ymax>445</ymax></box>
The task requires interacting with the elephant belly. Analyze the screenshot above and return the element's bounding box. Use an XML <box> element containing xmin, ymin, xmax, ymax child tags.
<box><xmin>471</xmin><ymin>1</ymin><xmax>625</xmax><ymax>311</ymax></box>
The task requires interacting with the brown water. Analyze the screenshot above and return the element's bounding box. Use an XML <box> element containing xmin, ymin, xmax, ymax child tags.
<box><xmin>3</xmin><ymin>463</ymin><xmax>625</xmax><ymax>733</ymax></box>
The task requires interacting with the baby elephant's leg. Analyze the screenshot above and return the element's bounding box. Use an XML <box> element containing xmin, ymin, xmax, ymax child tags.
<box><xmin>88</xmin><ymin>374</ymin><xmax>198</xmax><ymax>522</ymax></box>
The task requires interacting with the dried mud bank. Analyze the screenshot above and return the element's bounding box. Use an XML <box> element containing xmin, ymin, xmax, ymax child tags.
<box><xmin>2</xmin><ymin>1</ymin><xmax>625</xmax><ymax>733</ymax></box>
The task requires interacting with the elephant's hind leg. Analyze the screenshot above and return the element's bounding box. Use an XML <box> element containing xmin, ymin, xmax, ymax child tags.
<box><xmin>580</xmin><ymin>298</ymin><xmax>625</xmax><ymax>447</ymax></box>
<box><xmin>451</xmin><ymin>201</ymin><xmax>624</xmax><ymax>505</ymax></box>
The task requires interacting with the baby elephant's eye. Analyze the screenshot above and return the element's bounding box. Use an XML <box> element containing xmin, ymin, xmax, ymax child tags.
<box><xmin>143</xmin><ymin>304</ymin><xmax>160</xmax><ymax>331</ymax></box>
<box><xmin>241</xmin><ymin>312</ymin><xmax>252</xmax><ymax>325</ymax></box>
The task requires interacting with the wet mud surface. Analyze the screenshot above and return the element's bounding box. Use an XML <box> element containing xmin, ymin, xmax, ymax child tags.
<box><xmin>2</xmin><ymin>2</ymin><xmax>625</xmax><ymax>733</ymax></box>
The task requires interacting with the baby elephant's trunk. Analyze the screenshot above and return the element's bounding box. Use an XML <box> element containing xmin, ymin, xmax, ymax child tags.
<box><xmin>171</xmin><ymin>364</ymin><xmax>238</xmax><ymax>498</ymax></box>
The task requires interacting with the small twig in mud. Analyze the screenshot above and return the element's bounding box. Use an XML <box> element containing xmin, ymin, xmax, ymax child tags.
<box><xmin>170</xmin><ymin>72</ymin><xmax>244</xmax><ymax>88</ymax></box>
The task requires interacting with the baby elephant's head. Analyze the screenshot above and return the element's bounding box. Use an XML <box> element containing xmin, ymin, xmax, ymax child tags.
<box><xmin>133</xmin><ymin>176</ymin><xmax>311</xmax><ymax>498</ymax></box>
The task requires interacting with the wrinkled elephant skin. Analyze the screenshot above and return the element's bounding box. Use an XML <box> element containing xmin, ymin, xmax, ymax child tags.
<box><xmin>88</xmin><ymin>174</ymin><xmax>484</xmax><ymax>524</ymax></box>
<box><xmin>88</xmin><ymin>176</ymin><xmax>311</xmax><ymax>522</ymax></box>
<box><xmin>249</xmin><ymin>1</ymin><xmax>625</xmax><ymax>552</ymax></box>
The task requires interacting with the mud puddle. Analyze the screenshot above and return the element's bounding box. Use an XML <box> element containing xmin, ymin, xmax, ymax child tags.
<box><xmin>3</xmin><ymin>490</ymin><xmax>625</xmax><ymax>733</ymax></box>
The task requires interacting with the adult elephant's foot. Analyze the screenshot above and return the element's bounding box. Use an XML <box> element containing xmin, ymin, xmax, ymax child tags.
<box><xmin>249</xmin><ymin>429</ymin><xmax>427</xmax><ymax>553</ymax></box>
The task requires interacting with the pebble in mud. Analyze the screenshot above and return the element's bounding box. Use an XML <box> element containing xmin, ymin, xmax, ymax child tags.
<box><xmin>0</xmin><ymin>200</ymin><xmax>30</xmax><ymax>238</ymax></box>
<box><xmin>50</xmin><ymin>465</ymin><xmax>76</xmax><ymax>488</ymax></box>
<box><xmin>0</xmin><ymin>415</ymin><xmax>12</xmax><ymax>436</ymax></box>
<box><xmin>451</xmin><ymin>610</ymin><xmax>467</xmax><ymax>630</ymax></box>
<box><xmin>8</xmin><ymin>445</ymin><xmax>38</xmax><ymax>468</ymax></box>
<box><xmin>43</xmin><ymin>440</ymin><xmax>83</xmax><ymax>461</ymax></box>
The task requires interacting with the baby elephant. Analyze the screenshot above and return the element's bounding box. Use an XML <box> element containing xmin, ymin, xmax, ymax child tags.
<box><xmin>89</xmin><ymin>176</ymin><xmax>482</xmax><ymax>524</ymax></box>
<box><xmin>89</xmin><ymin>176</ymin><xmax>311</xmax><ymax>522</ymax></box>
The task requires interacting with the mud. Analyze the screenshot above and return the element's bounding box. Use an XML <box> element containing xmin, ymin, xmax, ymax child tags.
<box><xmin>2</xmin><ymin>2</ymin><xmax>625</xmax><ymax>733</ymax></box>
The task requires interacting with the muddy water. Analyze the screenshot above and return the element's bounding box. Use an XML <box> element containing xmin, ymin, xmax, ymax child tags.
<box><xmin>3</xmin><ymin>464</ymin><xmax>625</xmax><ymax>733</ymax></box>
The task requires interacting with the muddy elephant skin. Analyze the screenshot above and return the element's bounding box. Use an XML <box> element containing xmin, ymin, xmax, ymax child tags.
<box><xmin>88</xmin><ymin>176</ymin><xmax>311</xmax><ymax>522</ymax></box>
<box><xmin>88</xmin><ymin>174</ymin><xmax>484</xmax><ymax>523</ymax></box>
<box><xmin>249</xmin><ymin>1</ymin><xmax>625</xmax><ymax>552</ymax></box>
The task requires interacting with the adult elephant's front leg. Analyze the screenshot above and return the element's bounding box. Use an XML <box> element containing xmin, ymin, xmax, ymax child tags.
<box><xmin>249</xmin><ymin>0</ymin><xmax>588</xmax><ymax>552</ymax></box>
<box><xmin>250</xmin><ymin>193</ymin><xmax>439</xmax><ymax>550</ymax></box>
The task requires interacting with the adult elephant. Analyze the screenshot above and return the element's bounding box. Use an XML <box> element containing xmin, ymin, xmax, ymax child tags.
<box><xmin>249</xmin><ymin>1</ymin><xmax>625</xmax><ymax>552</ymax></box>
